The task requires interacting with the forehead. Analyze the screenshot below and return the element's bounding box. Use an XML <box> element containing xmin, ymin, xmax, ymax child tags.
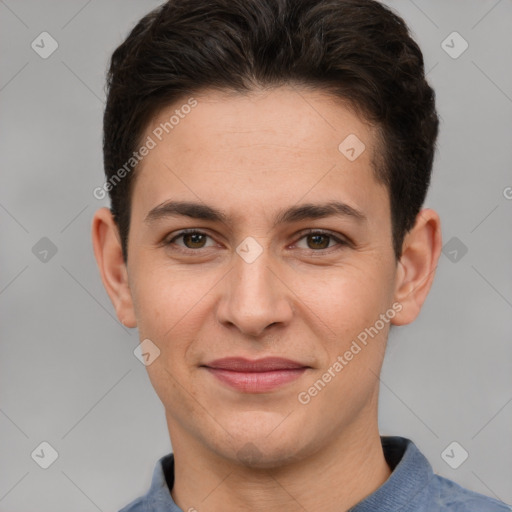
<box><xmin>146</xmin><ymin>86</ymin><xmax>375</xmax><ymax>161</ymax></box>
<box><xmin>131</xmin><ymin>86</ymin><xmax>387</xmax><ymax>225</ymax></box>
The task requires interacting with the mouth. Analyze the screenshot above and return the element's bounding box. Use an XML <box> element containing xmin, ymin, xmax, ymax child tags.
<box><xmin>201</xmin><ymin>357</ymin><xmax>310</xmax><ymax>393</ymax></box>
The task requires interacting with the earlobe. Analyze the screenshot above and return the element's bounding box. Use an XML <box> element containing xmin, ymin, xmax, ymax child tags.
<box><xmin>391</xmin><ymin>208</ymin><xmax>442</xmax><ymax>326</ymax></box>
<box><xmin>91</xmin><ymin>207</ymin><xmax>137</xmax><ymax>328</ymax></box>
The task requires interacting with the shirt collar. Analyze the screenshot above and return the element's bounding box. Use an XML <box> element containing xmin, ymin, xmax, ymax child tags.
<box><xmin>144</xmin><ymin>436</ymin><xmax>435</xmax><ymax>512</ymax></box>
<box><xmin>349</xmin><ymin>436</ymin><xmax>435</xmax><ymax>511</ymax></box>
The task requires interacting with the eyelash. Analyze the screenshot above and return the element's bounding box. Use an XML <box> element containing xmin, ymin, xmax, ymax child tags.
<box><xmin>164</xmin><ymin>228</ymin><xmax>349</xmax><ymax>255</ymax></box>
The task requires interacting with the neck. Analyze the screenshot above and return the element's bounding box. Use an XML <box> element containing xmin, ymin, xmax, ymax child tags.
<box><xmin>168</xmin><ymin>411</ymin><xmax>391</xmax><ymax>512</ymax></box>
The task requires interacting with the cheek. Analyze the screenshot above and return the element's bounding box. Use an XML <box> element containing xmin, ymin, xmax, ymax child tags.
<box><xmin>305</xmin><ymin>265</ymin><xmax>390</xmax><ymax>327</ymax></box>
<box><xmin>131</xmin><ymin>262</ymin><xmax>207</xmax><ymax>336</ymax></box>
<box><xmin>130</xmin><ymin>265</ymin><xmax>220</xmax><ymax>385</ymax></box>
<box><xmin>302</xmin><ymin>266</ymin><xmax>395</xmax><ymax>377</ymax></box>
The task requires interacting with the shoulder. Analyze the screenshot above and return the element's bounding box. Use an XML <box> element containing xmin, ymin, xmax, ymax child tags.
<box><xmin>118</xmin><ymin>496</ymin><xmax>145</xmax><ymax>512</ymax></box>
<box><xmin>117</xmin><ymin>453</ymin><xmax>176</xmax><ymax>512</ymax></box>
<box><xmin>432</xmin><ymin>474</ymin><xmax>511</xmax><ymax>511</ymax></box>
<box><xmin>378</xmin><ymin>436</ymin><xmax>510</xmax><ymax>512</ymax></box>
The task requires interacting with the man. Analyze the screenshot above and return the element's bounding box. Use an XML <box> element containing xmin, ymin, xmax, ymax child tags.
<box><xmin>92</xmin><ymin>0</ymin><xmax>510</xmax><ymax>510</ymax></box>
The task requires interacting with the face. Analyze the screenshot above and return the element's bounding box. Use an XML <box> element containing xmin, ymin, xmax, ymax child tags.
<box><xmin>113</xmin><ymin>86</ymin><xmax>407</xmax><ymax>467</ymax></box>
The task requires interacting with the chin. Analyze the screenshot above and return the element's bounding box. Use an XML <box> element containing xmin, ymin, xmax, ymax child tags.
<box><xmin>207</xmin><ymin>421</ymin><xmax>312</xmax><ymax>470</ymax></box>
<box><xmin>230</xmin><ymin>439</ymin><xmax>306</xmax><ymax>470</ymax></box>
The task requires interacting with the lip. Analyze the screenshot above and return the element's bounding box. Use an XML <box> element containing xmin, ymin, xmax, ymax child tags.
<box><xmin>203</xmin><ymin>357</ymin><xmax>308</xmax><ymax>371</ymax></box>
<box><xmin>201</xmin><ymin>357</ymin><xmax>309</xmax><ymax>393</ymax></box>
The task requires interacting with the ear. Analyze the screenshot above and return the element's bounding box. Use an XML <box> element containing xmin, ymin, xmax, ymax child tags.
<box><xmin>391</xmin><ymin>208</ymin><xmax>442</xmax><ymax>326</ymax></box>
<box><xmin>91</xmin><ymin>207</ymin><xmax>137</xmax><ymax>328</ymax></box>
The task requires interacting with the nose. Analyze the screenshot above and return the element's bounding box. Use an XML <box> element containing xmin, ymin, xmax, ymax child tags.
<box><xmin>215</xmin><ymin>244</ymin><xmax>294</xmax><ymax>338</ymax></box>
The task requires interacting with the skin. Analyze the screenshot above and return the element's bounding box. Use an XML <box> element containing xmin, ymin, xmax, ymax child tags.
<box><xmin>92</xmin><ymin>86</ymin><xmax>442</xmax><ymax>512</ymax></box>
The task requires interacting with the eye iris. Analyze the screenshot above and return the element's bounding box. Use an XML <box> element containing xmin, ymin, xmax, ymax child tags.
<box><xmin>308</xmin><ymin>234</ymin><xmax>329</xmax><ymax>249</ymax></box>
<box><xmin>183</xmin><ymin>233</ymin><xmax>206</xmax><ymax>248</ymax></box>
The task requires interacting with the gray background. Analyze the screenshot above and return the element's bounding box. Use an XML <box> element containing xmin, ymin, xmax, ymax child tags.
<box><xmin>1</xmin><ymin>1</ymin><xmax>511</xmax><ymax>510</ymax></box>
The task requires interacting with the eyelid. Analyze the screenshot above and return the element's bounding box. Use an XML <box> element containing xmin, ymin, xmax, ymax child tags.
<box><xmin>294</xmin><ymin>228</ymin><xmax>349</xmax><ymax>242</ymax></box>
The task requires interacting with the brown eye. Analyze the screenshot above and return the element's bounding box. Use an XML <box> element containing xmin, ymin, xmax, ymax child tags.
<box><xmin>181</xmin><ymin>232</ymin><xmax>207</xmax><ymax>249</ymax></box>
<box><xmin>166</xmin><ymin>230</ymin><xmax>216</xmax><ymax>252</ymax></box>
<box><xmin>295</xmin><ymin>230</ymin><xmax>348</xmax><ymax>252</ymax></box>
<box><xmin>306</xmin><ymin>233</ymin><xmax>331</xmax><ymax>250</ymax></box>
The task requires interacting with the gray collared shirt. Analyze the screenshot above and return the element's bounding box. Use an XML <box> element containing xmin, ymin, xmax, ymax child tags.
<box><xmin>119</xmin><ymin>436</ymin><xmax>511</xmax><ymax>511</ymax></box>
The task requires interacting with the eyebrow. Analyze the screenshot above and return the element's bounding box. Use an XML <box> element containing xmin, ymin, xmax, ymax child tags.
<box><xmin>144</xmin><ymin>200</ymin><xmax>367</xmax><ymax>227</ymax></box>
